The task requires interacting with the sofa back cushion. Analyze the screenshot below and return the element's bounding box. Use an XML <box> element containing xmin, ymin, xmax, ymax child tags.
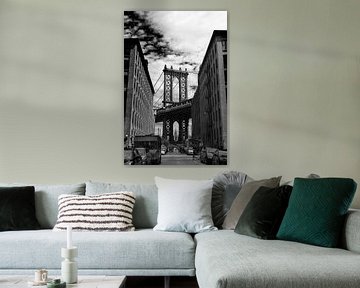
<box><xmin>86</xmin><ymin>181</ymin><xmax>158</xmax><ymax>229</ymax></box>
<box><xmin>0</xmin><ymin>183</ymin><xmax>85</xmax><ymax>229</ymax></box>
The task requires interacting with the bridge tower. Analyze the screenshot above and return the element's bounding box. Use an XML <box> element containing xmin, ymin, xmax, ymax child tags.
<box><xmin>163</xmin><ymin>65</ymin><xmax>188</xmax><ymax>106</ymax></box>
<box><xmin>161</xmin><ymin>65</ymin><xmax>190</xmax><ymax>143</ymax></box>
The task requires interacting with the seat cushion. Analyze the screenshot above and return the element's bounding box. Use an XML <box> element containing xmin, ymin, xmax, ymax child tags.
<box><xmin>195</xmin><ymin>230</ymin><xmax>360</xmax><ymax>288</ymax></box>
<box><xmin>0</xmin><ymin>229</ymin><xmax>195</xmax><ymax>271</ymax></box>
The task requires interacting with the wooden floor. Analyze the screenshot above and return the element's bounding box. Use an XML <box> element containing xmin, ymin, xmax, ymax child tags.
<box><xmin>126</xmin><ymin>276</ymin><xmax>199</xmax><ymax>288</ymax></box>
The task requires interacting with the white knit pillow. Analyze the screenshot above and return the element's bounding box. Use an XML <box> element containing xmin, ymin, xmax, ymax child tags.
<box><xmin>53</xmin><ymin>192</ymin><xmax>135</xmax><ymax>231</ymax></box>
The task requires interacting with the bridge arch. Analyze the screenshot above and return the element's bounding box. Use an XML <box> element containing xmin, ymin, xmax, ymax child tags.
<box><xmin>154</xmin><ymin>65</ymin><xmax>192</xmax><ymax>144</ymax></box>
<box><xmin>173</xmin><ymin>121</ymin><xmax>179</xmax><ymax>142</ymax></box>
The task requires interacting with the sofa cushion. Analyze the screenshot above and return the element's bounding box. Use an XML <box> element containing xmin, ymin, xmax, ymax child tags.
<box><xmin>277</xmin><ymin>178</ymin><xmax>357</xmax><ymax>247</ymax></box>
<box><xmin>0</xmin><ymin>229</ymin><xmax>195</xmax><ymax>272</ymax></box>
<box><xmin>0</xmin><ymin>186</ymin><xmax>40</xmax><ymax>231</ymax></box>
<box><xmin>153</xmin><ymin>177</ymin><xmax>216</xmax><ymax>233</ymax></box>
<box><xmin>222</xmin><ymin>176</ymin><xmax>281</xmax><ymax>229</ymax></box>
<box><xmin>212</xmin><ymin>171</ymin><xmax>250</xmax><ymax>228</ymax></box>
<box><xmin>0</xmin><ymin>183</ymin><xmax>86</xmax><ymax>229</ymax></box>
<box><xmin>53</xmin><ymin>192</ymin><xmax>136</xmax><ymax>232</ymax></box>
<box><xmin>234</xmin><ymin>185</ymin><xmax>292</xmax><ymax>239</ymax></box>
<box><xmin>86</xmin><ymin>181</ymin><xmax>158</xmax><ymax>229</ymax></box>
<box><xmin>195</xmin><ymin>230</ymin><xmax>360</xmax><ymax>288</ymax></box>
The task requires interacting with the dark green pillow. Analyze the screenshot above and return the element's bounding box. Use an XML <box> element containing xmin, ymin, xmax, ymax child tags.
<box><xmin>0</xmin><ymin>186</ymin><xmax>41</xmax><ymax>231</ymax></box>
<box><xmin>235</xmin><ymin>185</ymin><xmax>292</xmax><ymax>239</ymax></box>
<box><xmin>277</xmin><ymin>178</ymin><xmax>357</xmax><ymax>247</ymax></box>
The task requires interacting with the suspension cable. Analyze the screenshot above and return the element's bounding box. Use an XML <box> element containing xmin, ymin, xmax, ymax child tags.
<box><xmin>153</xmin><ymin>72</ymin><xmax>163</xmax><ymax>91</ymax></box>
<box><xmin>153</xmin><ymin>95</ymin><xmax>163</xmax><ymax>106</ymax></box>
<box><xmin>154</xmin><ymin>78</ymin><xmax>164</xmax><ymax>96</ymax></box>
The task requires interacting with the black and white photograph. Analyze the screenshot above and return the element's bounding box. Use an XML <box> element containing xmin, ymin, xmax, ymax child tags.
<box><xmin>124</xmin><ymin>11</ymin><xmax>227</xmax><ymax>165</ymax></box>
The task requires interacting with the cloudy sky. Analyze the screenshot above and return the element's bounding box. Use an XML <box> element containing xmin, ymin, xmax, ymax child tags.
<box><xmin>124</xmin><ymin>11</ymin><xmax>227</xmax><ymax>107</ymax></box>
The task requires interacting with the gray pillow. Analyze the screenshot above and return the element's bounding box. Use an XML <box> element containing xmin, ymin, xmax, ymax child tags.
<box><xmin>212</xmin><ymin>171</ymin><xmax>250</xmax><ymax>228</ymax></box>
<box><xmin>86</xmin><ymin>181</ymin><xmax>158</xmax><ymax>229</ymax></box>
<box><xmin>222</xmin><ymin>176</ymin><xmax>281</xmax><ymax>230</ymax></box>
<box><xmin>283</xmin><ymin>173</ymin><xmax>320</xmax><ymax>186</ymax></box>
<box><xmin>153</xmin><ymin>177</ymin><xmax>217</xmax><ymax>233</ymax></box>
<box><xmin>0</xmin><ymin>183</ymin><xmax>85</xmax><ymax>228</ymax></box>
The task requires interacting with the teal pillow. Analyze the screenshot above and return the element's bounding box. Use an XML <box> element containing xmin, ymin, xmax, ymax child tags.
<box><xmin>277</xmin><ymin>178</ymin><xmax>357</xmax><ymax>247</ymax></box>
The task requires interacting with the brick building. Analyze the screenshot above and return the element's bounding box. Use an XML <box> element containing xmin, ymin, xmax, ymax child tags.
<box><xmin>192</xmin><ymin>30</ymin><xmax>227</xmax><ymax>150</ymax></box>
<box><xmin>124</xmin><ymin>38</ymin><xmax>155</xmax><ymax>146</ymax></box>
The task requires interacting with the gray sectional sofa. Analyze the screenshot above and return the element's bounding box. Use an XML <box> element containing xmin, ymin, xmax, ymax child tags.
<box><xmin>1</xmin><ymin>181</ymin><xmax>360</xmax><ymax>288</ymax></box>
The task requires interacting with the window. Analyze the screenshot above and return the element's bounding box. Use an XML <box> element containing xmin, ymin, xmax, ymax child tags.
<box><xmin>221</xmin><ymin>40</ymin><xmax>227</xmax><ymax>51</ymax></box>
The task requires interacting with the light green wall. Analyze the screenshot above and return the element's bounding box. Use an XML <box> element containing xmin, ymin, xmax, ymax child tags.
<box><xmin>0</xmin><ymin>0</ymin><xmax>359</xmax><ymax>207</ymax></box>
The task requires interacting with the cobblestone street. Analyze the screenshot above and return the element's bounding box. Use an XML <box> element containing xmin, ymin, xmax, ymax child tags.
<box><xmin>161</xmin><ymin>152</ymin><xmax>204</xmax><ymax>165</ymax></box>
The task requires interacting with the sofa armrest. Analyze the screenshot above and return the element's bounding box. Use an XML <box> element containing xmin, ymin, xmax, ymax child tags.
<box><xmin>342</xmin><ymin>209</ymin><xmax>360</xmax><ymax>253</ymax></box>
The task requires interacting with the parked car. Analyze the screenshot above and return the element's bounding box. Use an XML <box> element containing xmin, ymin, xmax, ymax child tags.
<box><xmin>133</xmin><ymin>135</ymin><xmax>161</xmax><ymax>165</ymax></box>
<box><xmin>200</xmin><ymin>147</ymin><xmax>227</xmax><ymax>165</ymax></box>
<box><xmin>147</xmin><ymin>148</ymin><xmax>161</xmax><ymax>164</ymax></box>
<box><xmin>177</xmin><ymin>144</ymin><xmax>185</xmax><ymax>154</ymax></box>
<box><xmin>211</xmin><ymin>149</ymin><xmax>227</xmax><ymax>165</ymax></box>
<box><xmin>136</xmin><ymin>147</ymin><xmax>149</xmax><ymax>165</ymax></box>
<box><xmin>161</xmin><ymin>145</ymin><xmax>167</xmax><ymax>155</ymax></box>
<box><xmin>186</xmin><ymin>146</ymin><xmax>194</xmax><ymax>155</ymax></box>
<box><xmin>124</xmin><ymin>149</ymin><xmax>142</xmax><ymax>165</ymax></box>
<box><xmin>200</xmin><ymin>147</ymin><xmax>217</xmax><ymax>164</ymax></box>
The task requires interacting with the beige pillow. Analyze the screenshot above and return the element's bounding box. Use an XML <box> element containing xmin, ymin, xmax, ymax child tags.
<box><xmin>222</xmin><ymin>176</ymin><xmax>281</xmax><ymax>229</ymax></box>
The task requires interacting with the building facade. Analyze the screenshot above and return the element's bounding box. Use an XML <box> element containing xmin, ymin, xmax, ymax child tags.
<box><xmin>124</xmin><ymin>38</ymin><xmax>155</xmax><ymax>146</ymax></box>
<box><xmin>191</xmin><ymin>88</ymin><xmax>201</xmax><ymax>141</ymax></box>
<box><xmin>192</xmin><ymin>30</ymin><xmax>227</xmax><ymax>150</ymax></box>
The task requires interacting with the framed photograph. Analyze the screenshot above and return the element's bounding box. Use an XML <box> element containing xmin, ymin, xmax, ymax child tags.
<box><xmin>124</xmin><ymin>11</ymin><xmax>227</xmax><ymax>165</ymax></box>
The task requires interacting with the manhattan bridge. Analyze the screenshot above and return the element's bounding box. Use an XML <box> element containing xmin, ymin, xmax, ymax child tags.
<box><xmin>152</xmin><ymin>65</ymin><xmax>195</xmax><ymax>144</ymax></box>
